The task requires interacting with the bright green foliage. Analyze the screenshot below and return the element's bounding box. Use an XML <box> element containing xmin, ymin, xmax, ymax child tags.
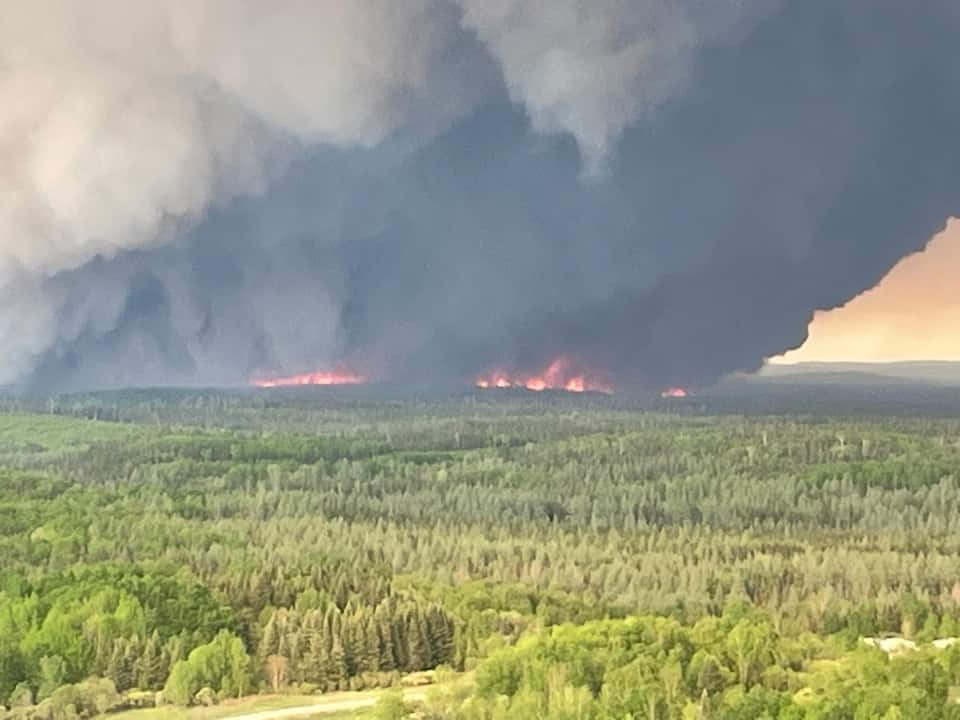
<box><xmin>47</xmin><ymin>677</ymin><xmax>124</xmax><ymax>718</ymax></box>
<box><xmin>373</xmin><ymin>690</ymin><xmax>410</xmax><ymax>720</ymax></box>
<box><xmin>0</xmin><ymin>565</ymin><xmax>236</xmax><ymax>701</ymax></box>
<box><xmin>163</xmin><ymin>631</ymin><xmax>252</xmax><ymax>706</ymax></box>
<box><xmin>462</xmin><ymin>613</ymin><xmax>960</xmax><ymax>720</ymax></box>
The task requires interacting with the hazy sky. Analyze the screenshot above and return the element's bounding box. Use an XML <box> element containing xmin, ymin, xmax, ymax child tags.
<box><xmin>775</xmin><ymin>219</ymin><xmax>960</xmax><ymax>363</ymax></box>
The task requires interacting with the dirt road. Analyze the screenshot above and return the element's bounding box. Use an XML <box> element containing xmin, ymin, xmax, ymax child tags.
<box><xmin>222</xmin><ymin>689</ymin><xmax>428</xmax><ymax>720</ymax></box>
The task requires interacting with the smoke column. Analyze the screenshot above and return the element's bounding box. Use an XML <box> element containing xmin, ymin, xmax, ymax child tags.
<box><xmin>3</xmin><ymin>1</ymin><xmax>960</xmax><ymax>391</ymax></box>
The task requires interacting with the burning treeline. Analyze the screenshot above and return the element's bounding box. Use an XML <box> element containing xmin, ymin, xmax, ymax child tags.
<box><xmin>473</xmin><ymin>356</ymin><xmax>612</xmax><ymax>394</ymax></box>
<box><xmin>250</xmin><ymin>370</ymin><xmax>366</xmax><ymax>389</ymax></box>
<box><xmin>251</xmin><ymin>356</ymin><xmax>614</xmax><ymax>394</ymax></box>
<box><xmin>247</xmin><ymin>356</ymin><xmax>702</xmax><ymax>397</ymax></box>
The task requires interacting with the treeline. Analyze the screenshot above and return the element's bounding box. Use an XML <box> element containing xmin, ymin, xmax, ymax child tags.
<box><xmin>0</xmin><ymin>563</ymin><xmax>457</xmax><ymax>705</ymax></box>
<box><xmin>256</xmin><ymin>599</ymin><xmax>457</xmax><ymax>689</ymax></box>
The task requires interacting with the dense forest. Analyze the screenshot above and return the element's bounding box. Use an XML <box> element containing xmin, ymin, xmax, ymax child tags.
<box><xmin>2</xmin><ymin>388</ymin><xmax>960</xmax><ymax>719</ymax></box>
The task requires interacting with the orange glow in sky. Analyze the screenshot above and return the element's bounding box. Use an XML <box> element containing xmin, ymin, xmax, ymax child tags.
<box><xmin>773</xmin><ymin>218</ymin><xmax>960</xmax><ymax>363</ymax></box>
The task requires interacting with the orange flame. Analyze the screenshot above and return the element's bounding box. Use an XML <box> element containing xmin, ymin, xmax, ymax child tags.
<box><xmin>660</xmin><ymin>387</ymin><xmax>688</xmax><ymax>398</ymax></box>
<box><xmin>565</xmin><ymin>377</ymin><xmax>585</xmax><ymax>393</ymax></box>
<box><xmin>251</xmin><ymin>369</ymin><xmax>366</xmax><ymax>388</ymax></box>
<box><xmin>474</xmin><ymin>357</ymin><xmax>612</xmax><ymax>394</ymax></box>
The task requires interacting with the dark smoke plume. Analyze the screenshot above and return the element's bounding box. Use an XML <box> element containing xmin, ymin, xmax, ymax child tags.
<box><xmin>5</xmin><ymin>1</ymin><xmax>960</xmax><ymax>391</ymax></box>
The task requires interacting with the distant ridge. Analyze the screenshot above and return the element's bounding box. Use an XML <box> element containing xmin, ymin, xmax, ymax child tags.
<box><xmin>753</xmin><ymin>361</ymin><xmax>960</xmax><ymax>386</ymax></box>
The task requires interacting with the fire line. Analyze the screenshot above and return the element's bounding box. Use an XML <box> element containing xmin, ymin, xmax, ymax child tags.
<box><xmin>474</xmin><ymin>357</ymin><xmax>612</xmax><ymax>394</ymax></box>
<box><xmin>251</xmin><ymin>370</ymin><xmax>366</xmax><ymax>388</ymax></box>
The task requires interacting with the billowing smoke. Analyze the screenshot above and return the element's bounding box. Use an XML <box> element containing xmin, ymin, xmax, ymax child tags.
<box><xmin>5</xmin><ymin>1</ymin><xmax>960</xmax><ymax>391</ymax></box>
<box><xmin>457</xmin><ymin>0</ymin><xmax>770</xmax><ymax>173</ymax></box>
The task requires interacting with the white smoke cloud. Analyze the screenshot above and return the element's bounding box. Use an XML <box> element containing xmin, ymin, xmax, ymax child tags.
<box><xmin>169</xmin><ymin>0</ymin><xmax>472</xmax><ymax>145</ymax></box>
<box><xmin>0</xmin><ymin>274</ymin><xmax>60</xmax><ymax>381</ymax></box>
<box><xmin>0</xmin><ymin>0</ymin><xmax>480</xmax><ymax>383</ymax></box>
<box><xmin>457</xmin><ymin>0</ymin><xmax>770</xmax><ymax>173</ymax></box>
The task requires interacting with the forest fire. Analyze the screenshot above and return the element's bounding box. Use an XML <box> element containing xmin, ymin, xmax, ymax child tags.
<box><xmin>474</xmin><ymin>357</ymin><xmax>612</xmax><ymax>394</ymax></box>
<box><xmin>251</xmin><ymin>370</ymin><xmax>366</xmax><ymax>388</ymax></box>
<box><xmin>660</xmin><ymin>387</ymin><xmax>689</xmax><ymax>398</ymax></box>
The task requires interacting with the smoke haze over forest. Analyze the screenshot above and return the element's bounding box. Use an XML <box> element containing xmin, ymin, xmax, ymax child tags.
<box><xmin>4</xmin><ymin>0</ymin><xmax>960</xmax><ymax>391</ymax></box>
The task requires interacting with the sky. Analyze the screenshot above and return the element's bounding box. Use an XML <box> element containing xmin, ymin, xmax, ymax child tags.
<box><xmin>774</xmin><ymin>219</ymin><xmax>960</xmax><ymax>364</ymax></box>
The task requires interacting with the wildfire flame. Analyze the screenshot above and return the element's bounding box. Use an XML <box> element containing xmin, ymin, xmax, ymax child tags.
<box><xmin>474</xmin><ymin>357</ymin><xmax>612</xmax><ymax>394</ymax></box>
<box><xmin>660</xmin><ymin>387</ymin><xmax>688</xmax><ymax>398</ymax></box>
<box><xmin>251</xmin><ymin>369</ymin><xmax>366</xmax><ymax>388</ymax></box>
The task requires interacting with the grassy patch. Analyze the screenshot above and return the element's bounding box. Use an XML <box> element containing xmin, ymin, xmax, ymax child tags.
<box><xmin>304</xmin><ymin>711</ymin><xmax>371</xmax><ymax>720</ymax></box>
<box><xmin>0</xmin><ymin>413</ymin><xmax>137</xmax><ymax>454</ymax></box>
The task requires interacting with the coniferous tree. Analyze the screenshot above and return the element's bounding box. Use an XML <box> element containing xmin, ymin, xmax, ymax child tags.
<box><xmin>136</xmin><ymin>632</ymin><xmax>164</xmax><ymax>690</ymax></box>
